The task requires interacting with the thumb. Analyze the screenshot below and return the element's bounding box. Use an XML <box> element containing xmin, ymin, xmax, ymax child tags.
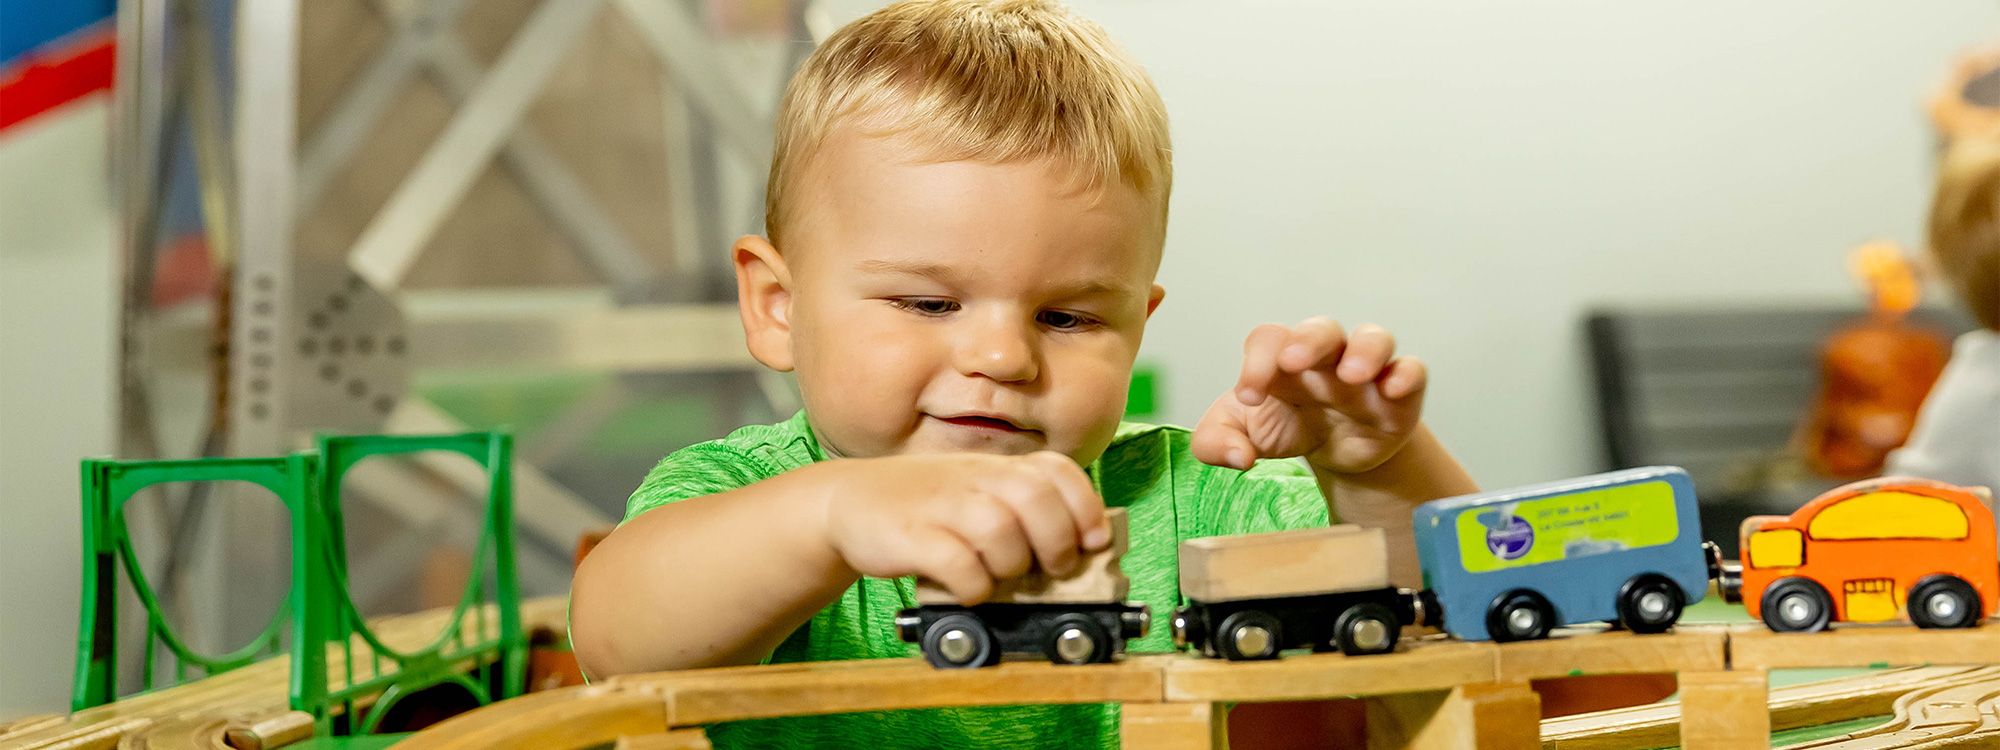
<box><xmin>1191</xmin><ymin>392</ymin><xmax>1260</xmax><ymax>470</ymax></box>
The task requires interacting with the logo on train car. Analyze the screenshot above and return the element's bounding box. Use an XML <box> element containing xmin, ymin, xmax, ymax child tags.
<box><xmin>1456</xmin><ymin>480</ymin><xmax>1680</xmax><ymax>573</ymax></box>
<box><xmin>1485</xmin><ymin>514</ymin><xmax>1534</xmax><ymax>560</ymax></box>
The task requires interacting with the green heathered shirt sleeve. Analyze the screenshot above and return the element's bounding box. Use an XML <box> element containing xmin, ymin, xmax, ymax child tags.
<box><xmin>600</xmin><ymin>414</ymin><xmax>1330</xmax><ymax>750</ymax></box>
<box><xmin>620</xmin><ymin>412</ymin><xmax>823</xmax><ymax>524</ymax></box>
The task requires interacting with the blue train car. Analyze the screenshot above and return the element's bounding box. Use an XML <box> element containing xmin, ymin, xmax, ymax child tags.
<box><xmin>1412</xmin><ymin>466</ymin><xmax>1711</xmax><ymax>642</ymax></box>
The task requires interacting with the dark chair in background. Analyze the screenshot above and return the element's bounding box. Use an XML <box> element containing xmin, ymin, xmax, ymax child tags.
<box><xmin>1585</xmin><ymin>304</ymin><xmax>1977</xmax><ymax>556</ymax></box>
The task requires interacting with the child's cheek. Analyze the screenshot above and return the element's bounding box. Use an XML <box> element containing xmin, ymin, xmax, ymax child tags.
<box><xmin>1047</xmin><ymin>342</ymin><xmax>1138</xmax><ymax>454</ymax></box>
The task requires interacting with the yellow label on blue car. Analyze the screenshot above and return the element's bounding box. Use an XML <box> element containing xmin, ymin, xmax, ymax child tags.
<box><xmin>1455</xmin><ymin>481</ymin><xmax>1680</xmax><ymax>573</ymax></box>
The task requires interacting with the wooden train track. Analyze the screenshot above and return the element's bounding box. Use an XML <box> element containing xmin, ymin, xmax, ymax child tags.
<box><xmin>18</xmin><ymin>612</ymin><xmax>2000</xmax><ymax>749</ymax></box>
<box><xmin>387</xmin><ymin>622</ymin><xmax>2000</xmax><ymax>750</ymax></box>
<box><xmin>0</xmin><ymin>597</ymin><xmax>569</xmax><ymax>750</ymax></box>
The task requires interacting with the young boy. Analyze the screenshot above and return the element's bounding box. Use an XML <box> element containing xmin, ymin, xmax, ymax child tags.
<box><xmin>569</xmin><ymin>0</ymin><xmax>1478</xmax><ymax>746</ymax></box>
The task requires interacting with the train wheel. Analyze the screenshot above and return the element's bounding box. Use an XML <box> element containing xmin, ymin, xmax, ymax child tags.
<box><xmin>1760</xmin><ymin>577</ymin><xmax>1833</xmax><ymax>633</ymax></box>
<box><xmin>1486</xmin><ymin>590</ymin><xmax>1555</xmax><ymax>642</ymax></box>
<box><xmin>1216</xmin><ymin>611</ymin><xmax>1282</xmax><ymax>661</ymax></box>
<box><xmin>1910</xmin><ymin>575</ymin><xmax>1982</xmax><ymax>629</ymax></box>
<box><xmin>1333</xmin><ymin>603</ymin><xmax>1401</xmax><ymax>656</ymax></box>
<box><xmin>1044</xmin><ymin>614</ymin><xmax>1112</xmax><ymax>665</ymax></box>
<box><xmin>1616</xmin><ymin>574</ymin><xmax>1686</xmax><ymax>634</ymax></box>
<box><xmin>921</xmin><ymin>613</ymin><xmax>998</xmax><ymax>669</ymax></box>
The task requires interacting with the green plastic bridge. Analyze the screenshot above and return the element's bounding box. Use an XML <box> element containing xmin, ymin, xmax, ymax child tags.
<box><xmin>71</xmin><ymin>431</ymin><xmax>526</xmax><ymax>737</ymax></box>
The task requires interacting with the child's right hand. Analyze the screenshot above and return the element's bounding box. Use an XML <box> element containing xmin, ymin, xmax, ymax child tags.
<box><xmin>818</xmin><ymin>451</ymin><xmax>1110</xmax><ymax>605</ymax></box>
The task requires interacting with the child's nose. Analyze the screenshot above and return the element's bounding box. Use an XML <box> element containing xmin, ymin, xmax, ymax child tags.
<box><xmin>953</xmin><ymin>317</ymin><xmax>1040</xmax><ymax>383</ymax></box>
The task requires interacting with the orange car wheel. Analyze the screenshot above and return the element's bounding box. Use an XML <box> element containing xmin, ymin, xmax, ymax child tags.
<box><xmin>1909</xmin><ymin>575</ymin><xmax>1982</xmax><ymax>629</ymax></box>
<box><xmin>1761</xmin><ymin>577</ymin><xmax>1833</xmax><ymax>633</ymax></box>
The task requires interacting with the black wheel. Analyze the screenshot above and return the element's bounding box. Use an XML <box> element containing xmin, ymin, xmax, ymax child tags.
<box><xmin>1616</xmin><ymin>574</ymin><xmax>1686</xmax><ymax>634</ymax></box>
<box><xmin>1333</xmin><ymin>603</ymin><xmax>1401</xmax><ymax>656</ymax></box>
<box><xmin>1043</xmin><ymin>614</ymin><xmax>1112</xmax><ymax>665</ymax></box>
<box><xmin>1909</xmin><ymin>575</ymin><xmax>1982</xmax><ymax>629</ymax></box>
<box><xmin>1486</xmin><ymin>589</ymin><xmax>1555</xmax><ymax>642</ymax></box>
<box><xmin>920</xmin><ymin>612</ymin><xmax>998</xmax><ymax>669</ymax></box>
<box><xmin>1760</xmin><ymin>577</ymin><xmax>1833</xmax><ymax>633</ymax></box>
<box><xmin>1216</xmin><ymin>610</ymin><xmax>1282</xmax><ymax>661</ymax></box>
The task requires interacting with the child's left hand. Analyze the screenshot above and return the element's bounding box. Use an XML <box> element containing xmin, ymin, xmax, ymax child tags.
<box><xmin>1191</xmin><ymin>317</ymin><xmax>1428</xmax><ymax>474</ymax></box>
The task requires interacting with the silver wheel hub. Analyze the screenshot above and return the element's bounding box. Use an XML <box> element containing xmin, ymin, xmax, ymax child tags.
<box><xmin>1056</xmin><ymin>627</ymin><xmax>1096</xmax><ymax>663</ymax></box>
<box><xmin>1639</xmin><ymin>591</ymin><xmax>1670</xmax><ymax>620</ymax></box>
<box><xmin>1930</xmin><ymin>592</ymin><xmax>1960</xmax><ymax>619</ymax></box>
<box><xmin>1780</xmin><ymin>594</ymin><xmax>1813</xmax><ymax>625</ymax></box>
<box><xmin>1233</xmin><ymin>625</ymin><xmax>1272</xmax><ymax>657</ymax></box>
<box><xmin>1351</xmin><ymin>619</ymin><xmax>1390</xmax><ymax>651</ymax></box>
<box><xmin>938</xmin><ymin>629</ymin><xmax>976</xmax><ymax>663</ymax></box>
<box><xmin>1507</xmin><ymin>607</ymin><xmax>1539</xmax><ymax>635</ymax></box>
<box><xmin>1171</xmin><ymin>614</ymin><xmax>1188</xmax><ymax>650</ymax></box>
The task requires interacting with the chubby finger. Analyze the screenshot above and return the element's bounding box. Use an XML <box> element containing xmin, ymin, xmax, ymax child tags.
<box><xmin>1278</xmin><ymin>316</ymin><xmax>1348</xmax><ymax>374</ymax></box>
<box><xmin>1235</xmin><ymin>323</ymin><xmax>1290</xmax><ymax>406</ymax></box>
<box><xmin>948</xmin><ymin>495</ymin><xmax>1034</xmax><ymax>581</ymax></box>
<box><xmin>993</xmin><ymin>458</ymin><xmax>1088</xmax><ymax>573</ymax></box>
<box><xmin>909</xmin><ymin>526</ymin><xmax>994</xmax><ymax>605</ymax></box>
<box><xmin>1026</xmin><ymin>452</ymin><xmax>1108</xmax><ymax>553</ymax></box>
<box><xmin>1191</xmin><ymin>393</ymin><xmax>1260</xmax><ymax>470</ymax></box>
<box><xmin>1377</xmin><ymin>355</ymin><xmax>1428</xmax><ymax>401</ymax></box>
<box><xmin>1335</xmin><ymin>323</ymin><xmax>1397</xmax><ymax>384</ymax></box>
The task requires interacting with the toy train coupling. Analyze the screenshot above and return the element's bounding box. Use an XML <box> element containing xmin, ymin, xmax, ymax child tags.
<box><xmin>1170</xmin><ymin>606</ymin><xmax>1200</xmax><ymax>651</ymax></box>
<box><xmin>1411</xmin><ymin>588</ymin><xmax>1443</xmax><ymax>629</ymax></box>
<box><xmin>1705</xmin><ymin>541</ymin><xmax>1743</xmax><ymax>604</ymax></box>
<box><xmin>1122</xmin><ymin>607</ymin><xmax>1152</xmax><ymax>641</ymax></box>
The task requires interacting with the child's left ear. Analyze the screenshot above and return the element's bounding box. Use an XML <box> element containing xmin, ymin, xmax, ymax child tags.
<box><xmin>733</xmin><ymin>234</ymin><xmax>796</xmax><ymax>372</ymax></box>
<box><xmin>1145</xmin><ymin>283</ymin><xmax>1167</xmax><ymax>319</ymax></box>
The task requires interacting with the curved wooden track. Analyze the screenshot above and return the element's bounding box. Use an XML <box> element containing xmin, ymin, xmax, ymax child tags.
<box><xmin>0</xmin><ymin>597</ymin><xmax>568</xmax><ymax>750</ymax></box>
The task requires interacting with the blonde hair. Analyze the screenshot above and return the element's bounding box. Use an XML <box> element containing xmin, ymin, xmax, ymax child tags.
<box><xmin>1929</xmin><ymin>138</ymin><xmax>2000</xmax><ymax>331</ymax></box>
<box><xmin>764</xmin><ymin>0</ymin><xmax>1171</xmax><ymax>247</ymax></box>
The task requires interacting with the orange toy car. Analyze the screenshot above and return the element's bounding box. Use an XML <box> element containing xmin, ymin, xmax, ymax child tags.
<box><xmin>1736</xmin><ymin>477</ymin><xmax>1998</xmax><ymax>633</ymax></box>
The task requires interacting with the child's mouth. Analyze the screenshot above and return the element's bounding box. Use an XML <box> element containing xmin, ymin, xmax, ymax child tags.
<box><xmin>935</xmin><ymin>414</ymin><xmax>1032</xmax><ymax>433</ymax></box>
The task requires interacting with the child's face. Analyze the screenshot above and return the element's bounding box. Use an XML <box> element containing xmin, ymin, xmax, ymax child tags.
<box><xmin>740</xmin><ymin>130</ymin><xmax>1166</xmax><ymax>466</ymax></box>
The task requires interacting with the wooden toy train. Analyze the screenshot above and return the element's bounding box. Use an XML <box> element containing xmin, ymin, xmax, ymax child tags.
<box><xmin>895</xmin><ymin>509</ymin><xmax>1150</xmax><ymax>669</ymax></box>
<box><xmin>897</xmin><ymin>467</ymin><xmax>2000</xmax><ymax>668</ymax></box>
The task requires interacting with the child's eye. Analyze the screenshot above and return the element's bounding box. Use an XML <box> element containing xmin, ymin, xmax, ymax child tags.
<box><xmin>1038</xmin><ymin>310</ymin><xmax>1101</xmax><ymax>331</ymax></box>
<box><xmin>889</xmin><ymin>298</ymin><xmax>959</xmax><ymax>316</ymax></box>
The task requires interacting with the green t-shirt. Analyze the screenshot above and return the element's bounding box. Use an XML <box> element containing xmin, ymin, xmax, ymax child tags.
<box><xmin>618</xmin><ymin>411</ymin><xmax>1330</xmax><ymax>749</ymax></box>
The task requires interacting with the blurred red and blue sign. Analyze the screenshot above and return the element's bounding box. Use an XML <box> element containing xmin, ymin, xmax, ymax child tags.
<box><xmin>1</xmin><ymin>0</ymin><xmax>117</xmax><ymax>133</ymax></box>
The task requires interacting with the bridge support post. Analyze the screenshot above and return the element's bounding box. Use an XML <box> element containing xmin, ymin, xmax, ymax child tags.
<box><xmin>1679</xmin><ymin>669</ymin><xmax>1768</xmax><ymax>750</ymax></box>
<box><xmin>1364</xmin><ymin>680</ymin><xmax>1539</xmax><ymax>750</ymax></box>
<box><xmin>1121</xmin><ymin>702</ymin><xmax>1225</xmax><ymax>750</ymax></box>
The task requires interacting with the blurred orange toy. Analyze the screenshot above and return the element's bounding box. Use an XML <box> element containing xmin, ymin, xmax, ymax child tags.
<box><xmin>1738</xmin><ymin>476</ymin><xmax>1998</xmax><ymax>633</ymax></box>
<box><xmin>1798</xmin><ymin>242</ymin><xmax>1952</xmax><ymax>479</ymax></box>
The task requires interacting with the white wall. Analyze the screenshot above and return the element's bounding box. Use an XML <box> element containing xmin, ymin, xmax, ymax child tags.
<box><xmin>827</xmin><ymin>0</ymin><xmax>2000</xmax><ymax>487</ymax></box>
<box><xmin>0</xmin><ymin>100</ymin><xmax>117</xmax><ymax>717</ymax></box>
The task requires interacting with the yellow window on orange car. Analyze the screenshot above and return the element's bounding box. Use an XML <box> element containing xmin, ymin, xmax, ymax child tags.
<box><xmin>1748</xmin><ymin>528</ymin><xmax>1804</xmax><ymax>569</ymax></box>
<box><xmin>1807</xmin><ymin>492</ymin><xmax>1969</xmax><ymax>541</ymax></box>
